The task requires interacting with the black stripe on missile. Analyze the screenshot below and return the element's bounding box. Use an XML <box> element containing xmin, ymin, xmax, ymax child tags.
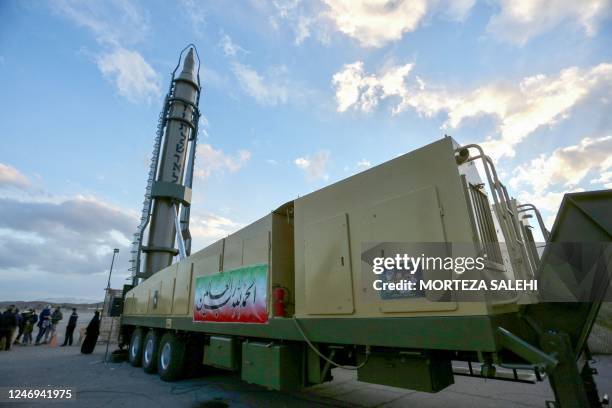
<box><xmin>167</xmin><ymin>116</ymin><xmax>196</xmax><ymax>130</ymax></box>
<box><xmin>168</xmin><ymin>97</ymin><xmax>200</xmax><ymax>112</ymax></box>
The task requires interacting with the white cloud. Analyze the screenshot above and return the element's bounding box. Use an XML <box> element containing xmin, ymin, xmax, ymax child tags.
<box><xmin>515</xmin><ymin>189</ymin><xmax>576</xmax><ymax>228</ymax></box>
<box><xmin>488</xmin><ymin>0</ymin><xmax>612</xmax><ymax>46</ymax></box>
<box><xmin>591</xmin><ymin>171</ymin><xmax>612</xmax><ymax>189</ymax></box>
<box><xmin>442</xmin><ymin>0</ymin><xmax>477</xmax><ymax>21</ymax></box>
<box><xmin>356</xmin><ymin>159</ymin><xmax>372</xmax><ymax>170</ymax></box>
<box><xmin>510</xmin><ymin>135</ymin><xmax>612</xmax><ymax>194</ymax></box>
<box><xmin>333</xmin><ymin>61</ymin><xmax>612</xmax><ymax>158</ymax></box>
<box><xmin>0</xmin><ymin>228</ymin><xmax>45</xmax><ymax>245</ymax></box>
<box><xmin>218</xmin><ymin>28</ymin><xmax>309</xmax><ymax>106</ymax></box>
<box><xmin>508</xmin><ymin>135</ymin><xmax>612</xmax><ymax>228</ymax></box>
<box><xmin>455</xmin><ymin>64</ymin><xmax>612</xmax><ymax>158</ymax></box>
<box><xmin>52</xmin><ymin>0</ymin><xmax>160</xmax><ymax>104</ymax></box>
<box><xmin>194</xmin><ymin>144</ymin><xmax>251</xmax><ymax>180</ymax></box>
<box><xmin>267</xmin><ymin>0</ymin><xmax>476</xmax><ymax>48</ymax></box>
<box><xmin>322</xmin><ymin>0</ymin><xmax>474</xmax><ymax>47</ymax></box>
<box><xmin>294</xmin><ymin>15</ymin><xmax>315</xmax><ymax>44</ymax></box>
<box><xmin>96</xmin><ymin>48</ymin><xmax>161</xmax><ymax>103</ymax></box>
<box><xmin>0</xmin><ymin>163</ymin><xmax>30</xmax><ymax>189</ymax></box>
<box><xmin>180</xmin><ymin>0</ymin><xmax>207</xmax><ymax>36</ymax></box>
<box><xmin>0</xmin><ymin>194</ymin><xmax>136</xmax><ymax>279</ymax></box>
<box><xmin>52</xmin><ymin>0</ymin><xmax>150</xmax><ymax>47</ymax></box>
<box><xmin>219</xmin><ymin>33</ymin><xmax>247</xmax><ymax>56</ymax></box>
<box><xmin>332</xmin><ymin>61</ymin><xmax>414</xmax><ymax>112</ymax></box>
<box><xmin>0</xmin><ymin>160</ymin><xmax>138</xmax><ymax>300</ymax></box>
<box><xmin>269</xmin><ymin>0</ymin><xmax>608</xmax><ymax>48</ymax></box>
<box><xmin>0</xmin><ymin>164</ymin><xmax>239</xmax><ymax>300</ymax></box>
<box><xmin>343</xmin><ymin>159</ymin><xmax>372</xmax><ymax>174</ymax></box>
<box><xmin>270</xmin><ymin>0</ymin><xmax>322</xmax><ymax>45</ymax></box>
<box><xmin>322</xmin><ymin>0</ymin><xmax>428</xmax><ymax>47</ymax></box>
<box><xmin>232</xmin><ymin>63</ymin><xmax>291</xmax><ymax>105</ymax></box>
<box><xmin>272</xmin><ymin>0</ymin><xmax>302</xmax><ymax>21</ymax></box>
<box><xmin>295</xmin><ymin>151</ymin><xmax>331</xmax><ymax>181</ymax></box>
<box><xmin>190</xmin><ymin>212</ymin><xmax>242</xmax><ymax>248</ymax></box>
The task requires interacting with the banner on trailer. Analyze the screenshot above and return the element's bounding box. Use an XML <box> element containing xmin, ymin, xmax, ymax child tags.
<box><xmin>193</xmin><ymin>264</ymin><xmax>268</xmax><ymax>323</ymax></box>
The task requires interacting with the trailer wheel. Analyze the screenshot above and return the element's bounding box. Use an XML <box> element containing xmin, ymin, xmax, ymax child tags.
<box><xmin>128</xmin><ymin>328</ymin><xmax>144</xmax><ymax>367</ymax></box>
<box><xmin>142</xmin><ymin>330</ymin><xmax>161</xmax><ymax>374</ymax></box>
<box><xmin>158</xmin><ymin>333</ymin><xmax>186</xmax><ymax>382</ymax></box>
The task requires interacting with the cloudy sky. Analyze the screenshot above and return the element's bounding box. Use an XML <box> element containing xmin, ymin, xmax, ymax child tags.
<box><xmin>0</xmin><ymin>0</ymin><xmax>611</xmax><ymax>301</ymax></box>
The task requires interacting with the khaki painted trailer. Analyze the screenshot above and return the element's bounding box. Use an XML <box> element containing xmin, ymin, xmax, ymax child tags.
<box><xmin>120</xmin><ymin>137</ymin><xmax>612</xmax><ymax>407</ymax></box>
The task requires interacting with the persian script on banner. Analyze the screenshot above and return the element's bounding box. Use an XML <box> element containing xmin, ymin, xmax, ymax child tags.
<box><xmin>193</xmin><ymin>264</ymin><xmax>268</xmax><ymax>323</ymax></box>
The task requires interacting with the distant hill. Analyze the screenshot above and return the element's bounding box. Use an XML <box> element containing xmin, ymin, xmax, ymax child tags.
<box><xmin>39</xmin><ymin>297</ymin><xmax>102</xmax><ymax>304</ymax></box>
<box><xmin>0</xmin><ymin>299</ymin><xmax>103</xmax><ymax>311</ymax></box>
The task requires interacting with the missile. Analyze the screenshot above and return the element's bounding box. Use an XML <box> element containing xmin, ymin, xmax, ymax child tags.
<box><xmin>142</xmin><ymin>48</ymin><xmax>200</xmax><ymax>276</ymax></box>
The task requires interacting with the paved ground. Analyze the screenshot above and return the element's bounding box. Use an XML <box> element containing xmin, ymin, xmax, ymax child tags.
<box><xmin>0</xmin><ymin>344</ymin><xmax>610</xmax><ymax>407</ymax></box>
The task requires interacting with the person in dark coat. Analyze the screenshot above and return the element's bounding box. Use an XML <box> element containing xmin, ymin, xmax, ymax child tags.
<box><xmin>45</xmin><ymin>307</ymin><xmax>63</xmax><ymax>343</ymax></box>
<box><xmin>12</xmin><ymin>309</ymin><xmax>22</xmax><ymax>345</ymax></box>
<box><xmin>80</xmin><ymin>311</ymin><xmax>100</xmax><ymax>354</ymax></box>
<box><xmin>35</xmin><ymin>305</ymin><xmax>51</xmax><ymax>345</ymax></box>
<box><xmin>0</xmin><ymin>307</ymin><xmax>10</xmax><ymax>350</ymax></box>
<box><xmin>0</xmin><ymin>306</ymin><xmax>18</xmax><ymax>350</ymax></box>
<box><xmin>13</xmin><ymin>309</ymin><xmax>29</xmax><ymax>345</ymax></box>
<box><xmin>22</xmin><ymin>309</ymin><xmax>36</xmax><ymax>345</ymax></box>
<box><xmin>0</xmin><ymin>308</ymin><xmax>7</xmax><ymax>350</ymax></box>
<box><xmin>61</xmin><ymin>309</ymin><xmax>78</xmax><ymax>346</ymax></box>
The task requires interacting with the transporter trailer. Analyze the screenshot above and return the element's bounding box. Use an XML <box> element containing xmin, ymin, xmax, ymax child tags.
<box><xmin>117</xmin><ymin>46</ymin><xmax>612</xmax><ymax>407</ymax></box>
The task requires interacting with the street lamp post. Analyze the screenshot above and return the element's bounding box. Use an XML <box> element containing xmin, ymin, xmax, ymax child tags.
<box><xmin>104</xmin><ymin>248</ymin><xmax>119</xmax><ymax>364</ymax></box>
<box><xmin>106</xmin><ymin>248</ymin><xmax>120</xmax><ymax>293</ymax></box>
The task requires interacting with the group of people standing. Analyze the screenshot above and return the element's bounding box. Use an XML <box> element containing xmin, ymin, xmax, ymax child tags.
<box><xmin>33</xmin><ymin>305</ymin><xmax>66</xmax><ymax>345</ymax></box>
<box><xmin>0</xmin><ymin>305</ymin><xmax>100</xmax><ymax>353</ymax></box>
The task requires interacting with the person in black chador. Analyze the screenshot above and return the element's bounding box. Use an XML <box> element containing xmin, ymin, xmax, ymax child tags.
<box><xmin>0</xmin><ymin>306</ymin><xmax>18</xmax><ymax>350</ymax></box>
<box><xmin>61</xmin><ymin>308</ymin><xmax>78</xmax><ymax>346</ymax></box>
<box><xmin>80</xmin><ymin>311</ymin><xmax>100</xmax><ymax>354</ymax></box>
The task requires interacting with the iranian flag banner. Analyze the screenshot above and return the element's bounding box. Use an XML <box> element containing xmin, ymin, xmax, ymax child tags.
<box><xmin>193</xmin><ymin>263</ymin><xmax>268</xmax><ymax>323</ymax></box>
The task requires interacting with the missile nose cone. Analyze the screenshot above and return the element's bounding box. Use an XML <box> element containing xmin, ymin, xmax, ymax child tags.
<box><xmin>183</xmin><ymin>48</ymin><xmax>195</xmax><ymax>73</ymax></box>
<box><xmin>178</xmin><ymin>47</ymin><xmax>197</xmax><ymax>83</ymax></box>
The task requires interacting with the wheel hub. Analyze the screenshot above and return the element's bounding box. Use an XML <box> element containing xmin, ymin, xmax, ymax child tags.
<box><xmin>131</xmin><ymin>335</ymin><xmax>140</xmax><ymax>358</ymax></box>
<box><xmin>144</xmin><ymin>339</ymin><xmax>153</xmax><ymax>364</ymax></box>
<box><xmin>161</xmin><ymin>343</ymin><xmax>171</xmax><ymax>370</ymax></box>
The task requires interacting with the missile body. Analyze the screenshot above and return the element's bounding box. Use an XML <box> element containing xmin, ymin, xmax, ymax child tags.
<box><xmin>143</xmin><ymin>49</ymin><xmax>199</xmax><ymax>276</ymax></box>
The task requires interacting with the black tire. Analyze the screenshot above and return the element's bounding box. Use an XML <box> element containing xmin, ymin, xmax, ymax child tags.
<box><xmin>157</xmin><ymin>333</ymin><xmax>186</xmax><ymax>382</ymax></box>
<box><xmin>128</xmin><ymin>328</ymin><xmax>144</xmax><ymax>367</ymax></box>
<box><xmin>142</xmin><ymin>330</ymin><xmax>160</xmax><ymax>374</ymax></box>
